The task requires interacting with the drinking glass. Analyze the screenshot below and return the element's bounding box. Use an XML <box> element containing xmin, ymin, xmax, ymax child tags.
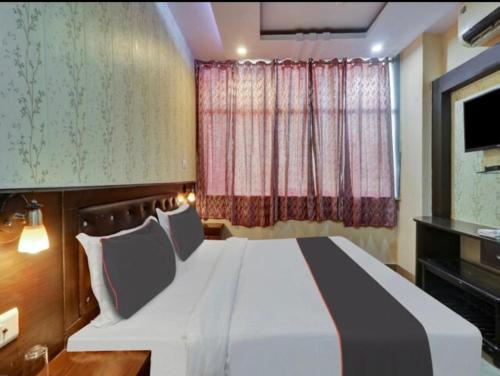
<box><xmin>22</xmin><ymin>344</ymin><xmax>49</xmax><ymax>376</ymax></box>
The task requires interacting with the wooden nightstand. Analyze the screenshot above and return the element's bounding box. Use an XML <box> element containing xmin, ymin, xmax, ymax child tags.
<box><xmin>37</xmin><ymin>349</ymin><xmax>150</xmax><ymax>376</ymax></box>
<box><xmin>203</xmin><ymin>222</ymin><xmax>225</xmax><ymax>240</ymax></box>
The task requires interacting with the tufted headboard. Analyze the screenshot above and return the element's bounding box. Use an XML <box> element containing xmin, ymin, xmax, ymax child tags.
<box><xmin>78</xmin><ymin>195</ymin><xmax>178</xmax><ymax>237</ymax></box>
<box><xmin>62</xmin><ymin>184</ymin><xmax>192</xmax><ymax>340</ymax></box>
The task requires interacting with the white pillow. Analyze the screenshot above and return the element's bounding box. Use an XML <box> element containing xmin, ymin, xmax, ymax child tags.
<box><xmin>76</xmin><ymin>216</ymin><xmax>158</xmax><ymax>328</ymax></box>
<box><xmin>156</xmin><ymin>205</ymin><xmax>190</xmax><ymax>262</ymax></box>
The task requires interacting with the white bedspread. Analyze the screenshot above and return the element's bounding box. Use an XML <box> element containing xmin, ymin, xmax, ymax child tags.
<box><xmin>68</xmin><ymin>236</ymin><xmax>482</xmax><ymax>376</ymax></box>
<box><xmin>68</xmin><ymin>239</ymin><xmax>231</xmax><ymax>375</ymax></box>
<box><xmin>228</xmin><ymin>237</ymin><xmax>482</xmax><ymax>376</ymax></box>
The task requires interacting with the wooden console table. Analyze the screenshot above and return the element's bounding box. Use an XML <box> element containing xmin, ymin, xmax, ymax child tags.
<box><xmin>415</xmin><ymin>216</ymin><xmax>500</xmax><ymax>366</ymax></box>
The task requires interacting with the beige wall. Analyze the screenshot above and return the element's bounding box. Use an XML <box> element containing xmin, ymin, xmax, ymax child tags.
<box><xmin>397</xmin><ymin>21</ymin><xmax>496</xmax><ymax>274</ymax></box>
<box><xmin>397</xmin><ymin>34</ymin><xmax>445</xmax><ymax>274</ymax></box>
<box><xmin>442</xmin><ymin>23</ymin><xmax>487</xmax><ymax>71</ymax></box>
<box><xmin>397</xmin><ymin>36</ymin><xmax>425</xmax><ymax>275</ymax></box>
<box><xmin>206</xmin><ymin>219</ymin><xmax>398</xmax><ymax>263</ymax></box>
<box><xmin>422</xmin><ymin>34</ymin><xmax>445</xmax><ymax>216</ymax></box>
<box><xmin>0</xmin><ymin>3</ymin><xmax>196</xmax><ymax>188</ymax></box>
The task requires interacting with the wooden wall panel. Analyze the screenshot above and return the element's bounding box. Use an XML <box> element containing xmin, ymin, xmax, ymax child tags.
<box><xmin>0</xmin><ymin>192</ymin><xmax>64</xmax><ymax>375</ymax></box>
<box><xmin>0</xmin><ymin>182</ymin><xmax>194</xmax><ymax>375</ymax></box>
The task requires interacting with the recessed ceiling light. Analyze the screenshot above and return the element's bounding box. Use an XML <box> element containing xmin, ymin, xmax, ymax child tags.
<box><xmin>236</xmin><ymin>46</ymin><xmax>247</xmax><ymax>56</ymax></box>
<box><xmin>371</xmin><ymin>43</ymin><xmax>383</xmax><ymax>53</ymax></box>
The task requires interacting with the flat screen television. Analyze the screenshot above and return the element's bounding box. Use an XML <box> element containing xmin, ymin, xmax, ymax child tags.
<box><xmin>464</xmin><ymin>87</ymin><xmax>500</xmax><ymax>152</ymax></box>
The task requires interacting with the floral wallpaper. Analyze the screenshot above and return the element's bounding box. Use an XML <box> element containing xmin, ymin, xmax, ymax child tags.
<box><xmin>451</xmin><ymin>70</ymin><xmax>500</xmax><ymax>227</ymax></box>
<box><xmin>0</xmin><ymin>2</ymin><xmax>196</xmax><ymax>188</ymax></box>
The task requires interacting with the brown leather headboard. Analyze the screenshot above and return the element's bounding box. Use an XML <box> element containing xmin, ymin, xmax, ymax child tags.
<box><xmin>78</xmin><ymin>194</ymin><xmax>178</xmax><ymax>236</ymax></box>
<box><xmin>62</xmin><ymin>184</ymin><xmax>192</xmax><ymax>340</ymax></box>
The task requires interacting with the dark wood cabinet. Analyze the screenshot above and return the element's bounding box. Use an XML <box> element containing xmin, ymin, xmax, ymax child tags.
<box><xmin>415</xmin><ymin>216</ymin><xmax>500</xmax><ymax>367</ymax></box>
<box><xmin>481</xmin><ymin>240</ymin><xmax>500</xmax><ymax>270</ymax></box>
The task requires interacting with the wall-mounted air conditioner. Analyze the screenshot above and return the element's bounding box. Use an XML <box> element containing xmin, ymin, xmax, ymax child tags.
<box><xmin>458</xmin><ymin>2</ymin><xmax>500</xmax><ymax>47</ymax></box>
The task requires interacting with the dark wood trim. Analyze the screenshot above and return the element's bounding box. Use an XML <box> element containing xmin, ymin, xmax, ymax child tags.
<box><xmin>415</xmin><ymin>216</ymin><xmax>500</xmax><ymax>243</ymax></box>
<box><xmin>432</xmin><ymin>44</ymin><xmax>500</xmax><ymax>216</ymax></box>
<box><xmin>0</xmin><ymin>180</ymin><xmax>195</xmax><ymax>194</ymax></box>
<box><xmin>387</xmin><ymin>263</ymin><xmax>415</xmax><ymax>283</ymax></box>
<box><xmin>396</xmin><ymin>265</ymin><xmax>415</xmax><ymax>284</ymax></box>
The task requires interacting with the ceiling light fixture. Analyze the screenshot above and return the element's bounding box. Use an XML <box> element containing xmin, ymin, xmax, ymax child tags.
<box><xmin>236</xmin><ymin>46</ymin><xmax>247</xmax><ymax>56</ymax></box>
<box><xmin>371</xmin><ymin>43</ymin><xmax>383</xmax><ymax>53</ymax></box>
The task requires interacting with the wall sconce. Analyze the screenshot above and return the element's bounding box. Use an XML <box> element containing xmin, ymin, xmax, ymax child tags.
<box><xmin>0</xmin><ymin>194</ymin><xmax>50</xmax><ymax>254</ymax></box>
<box><xmin>176</xmin><ymin>185</ymin><xmax>196</xmax><ymax>207</ymax></box>
<box><xmin>176</xmin><ymin>192</ymin><xmax>187</xmax><ymax>205</ymax></box>
<box><xmin>187</xmin><ymin>192</ymin><xmax>196</xmax><ymax>204</ymax></box>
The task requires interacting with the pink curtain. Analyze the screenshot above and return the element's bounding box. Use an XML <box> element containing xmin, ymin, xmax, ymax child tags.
<box><xmin>197</xmin><ymin>62</ymin><xmax>280</xmax><ymax>226</ymax></box>
<box><xmin>275</xmin><ymin>62</ymin><xmax>315</xmax><ymax>222</ymax></box>
<box><xmin>310</xmin><ymin>59</ymin><xmax>396</xmax><ymax>227</ymax></box>
<box><xmin>197</xmin><ymin>59</ymin><xmax>396</xmax><ymax>228</ymax></box>
<box><xmin>311</xmin><ymin>60</ymin><xmax>345</xmax><ymax>222</ymax></box>
<box><xmin>342</xmin><ymin>60</ymin><xmax>396</xmax><ymax>227</ymax></box>
<box><xmin>196</xmin><ymin>62</ymin><xmax>233</xmax><ymax>221</ymax></box>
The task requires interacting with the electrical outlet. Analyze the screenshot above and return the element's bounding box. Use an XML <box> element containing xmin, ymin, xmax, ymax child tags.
<box><xmin>0</xmin><ymin>308</ymin><xmax>18</xmax><ymax>349</ymax></box>
<box><xmin>181</xmin><ymin>159</ymin><xmax>187</xmax><ymax>170</ymax></box>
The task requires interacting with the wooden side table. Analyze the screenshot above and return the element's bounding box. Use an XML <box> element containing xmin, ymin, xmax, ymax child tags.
<box><xmin>36</xmin><ymin>349</ymin><xmax>150</xmax><ymax>376</ymax></box>
<box><xmin>203</xmin><ymin>222</ymin><xmax>225</xmax><ymax>240</ymax></box>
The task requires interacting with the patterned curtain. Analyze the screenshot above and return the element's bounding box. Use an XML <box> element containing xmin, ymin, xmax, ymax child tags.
<box><xmin>196</xmin><ymin>59</ymin><xmax>396</xmax><ymax>228</ymax></box>
<box><xmin>311</xmin><ymin>60</ymin><xmax>345</xmax><ymax>222</ymax></box>
<box><xmin>275</xmin><ymin>62</ymin><xmax>315</xmax><ymax>222</ymax></box>
<box><xmin>196</xmin><ymin>62</ymin><xmax>233</xmax><ymax>221</ymax></box>
<box><xmin>197</xmin><ymin>62</ymin><xmax>279</xmax><ymax>226</ymax></box>
<box><xmin>342</xmin><ymin>60</ymin><xmax>396</xmax><ymax>227</ymax></box>
<box><xmin>310</xmin><ymin>59</ymin><xmax>396</xmax><ymax>227</ymax></box>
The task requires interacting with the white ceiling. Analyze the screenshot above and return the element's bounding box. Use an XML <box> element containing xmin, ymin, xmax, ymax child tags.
<box><xmin>260</xmin><ymin>2</ymin><xmax>386</xmax><ymax>32</ymax></box>
<box><xmin>167</xmin><ymin>2</ymin><xmax>461</xmax><ymax>61</ymax></box>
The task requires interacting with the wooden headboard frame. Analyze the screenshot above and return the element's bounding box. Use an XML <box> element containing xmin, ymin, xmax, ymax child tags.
<box><xmin>62</xmin><ymin>183</ymin><xmax>192</xmax><ymax>340</ymax></box>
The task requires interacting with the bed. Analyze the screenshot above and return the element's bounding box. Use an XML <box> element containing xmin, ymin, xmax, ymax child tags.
<box><xmin>67</xmin><ymin>195</ymin><xmax>482</xmax><ymax>376</ymax></box>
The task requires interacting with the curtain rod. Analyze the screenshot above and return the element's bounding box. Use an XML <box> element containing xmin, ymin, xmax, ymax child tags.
<box><xmin>195</xmin><ymin>57</ymin><xmax>394</xmax><ymax>66</ymax></box>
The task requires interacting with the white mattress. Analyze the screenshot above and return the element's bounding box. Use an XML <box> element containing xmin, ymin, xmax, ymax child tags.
<box><xmin>68</xmin><ymin>236</ymin><xmax>482</xmax><ymax>376</ymax></box>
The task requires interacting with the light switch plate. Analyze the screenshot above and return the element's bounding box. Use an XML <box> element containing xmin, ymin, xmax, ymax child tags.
<box><xmin>181</xmin><ymin>159</ymin><xmax>187</xmax><ymax>170</ymax></box>
<box><xmin>0</xmin><ymin>307</ymin><xmax>19</xmax><ymax>349</ymax></box>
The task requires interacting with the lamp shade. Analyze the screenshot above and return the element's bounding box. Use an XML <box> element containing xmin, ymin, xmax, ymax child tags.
<box><xmin>18</xmin><ymin>224</ymin><xmax>49</xmax><ymax>254</ymax></box>
<box><xmin>187</xmin><ymin>192</ymin><xmax>196</xmax><ymax>203</ymax></box>
<box><xmin>176</xmin><ymin>193</ymin><xmax>186</xmax><ymax>205</ymax></box>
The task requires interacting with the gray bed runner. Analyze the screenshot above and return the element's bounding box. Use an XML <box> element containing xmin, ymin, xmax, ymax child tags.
<box><xmin>297</xmin><ymin>237</ymin><xmax>433</xmax><ymax>376</ymax></box>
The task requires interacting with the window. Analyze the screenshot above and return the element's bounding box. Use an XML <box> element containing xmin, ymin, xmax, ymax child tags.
<box><xmin>196</xmin><ymin>59</ymin><xmax>397</xmax><ymax>227</ymax></box>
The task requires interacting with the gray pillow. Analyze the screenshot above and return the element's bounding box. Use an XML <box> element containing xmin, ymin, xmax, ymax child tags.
<box><xmin>101</xmin><ymin>220</ymin><xmax>176</xmax><ymax>319</ymax></box>
<box><xmin>168</xmin><ymin>206</ymin><xmax>204</xmax><ymax>261</ymax></box>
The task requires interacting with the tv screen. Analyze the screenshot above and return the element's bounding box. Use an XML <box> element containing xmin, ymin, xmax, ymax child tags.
<box><xmin>464</xmin><ymin>87</ymin><xmax>500</xmax><ymax>152</ymax></box>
